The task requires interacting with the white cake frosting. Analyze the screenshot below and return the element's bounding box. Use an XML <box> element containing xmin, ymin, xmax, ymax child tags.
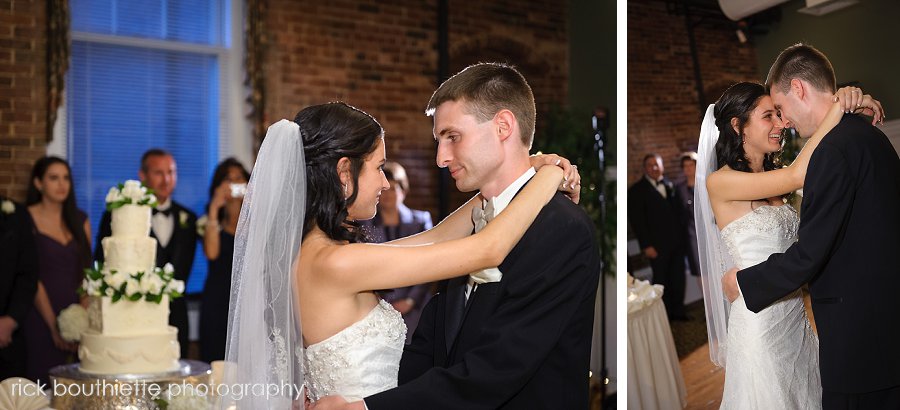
<box><xmin>79</xmin><ymin>327</ymin><xmax>179</xmax><ymax>374</ymax></box>
<box><xmin>78</xmin><ymin>202</ymin><xmax>180</xmax><ymax>375</ymax></box>
<box><xmin>101</xmin><ymin>236</ymin><xmax>157</xmax><ymax>275</ymax></box>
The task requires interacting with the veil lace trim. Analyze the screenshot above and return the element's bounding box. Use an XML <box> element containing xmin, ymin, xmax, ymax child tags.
<box><xmin>695</xmin><ymin>104</ymin><xmax>735</xmax><ymax>368</ymax></box>
<box><xmin>222</xmin><ymin>119</ymin><xmax>306</xmax><ymax>407</ymax></box>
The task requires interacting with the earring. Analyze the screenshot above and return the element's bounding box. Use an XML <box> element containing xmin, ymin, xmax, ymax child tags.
<box><xmin>343</xmin><ymin>183</ymin><xmax>348</xmax><ymax>198</ymax></box>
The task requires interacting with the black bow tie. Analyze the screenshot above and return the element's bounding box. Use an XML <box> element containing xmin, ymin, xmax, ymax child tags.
<box><xmin>153</xmin><ymin>208</ymin><xmax>172</xmax><ymax>217</ymax></box>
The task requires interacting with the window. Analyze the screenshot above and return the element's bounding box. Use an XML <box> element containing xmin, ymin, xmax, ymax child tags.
<box><xmin>62</xmin><ymin>0</ymin><xmax>248</xmax><ymax>294</ymax></box>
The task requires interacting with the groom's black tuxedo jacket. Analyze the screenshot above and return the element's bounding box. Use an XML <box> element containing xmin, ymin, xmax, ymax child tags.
<box><xmin>94</xmin><ymin>200</ymin><xmax>198</xmax><ymax>357</ymax></box>
<box><xmin>366</xmin><ymin>192</ymin><xmax>600</xmax><ymax>409</ymax></box>
<box><xmin>739</xmin><ymin>115</ymin><xmax>900</xmax><ymax>394</ymax></box>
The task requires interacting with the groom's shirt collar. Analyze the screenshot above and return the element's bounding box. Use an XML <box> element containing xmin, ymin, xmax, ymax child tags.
<box><xmin>486</xmin><ymin>167</ymin><xmax>536</xmax><ymax>217</ymax></box>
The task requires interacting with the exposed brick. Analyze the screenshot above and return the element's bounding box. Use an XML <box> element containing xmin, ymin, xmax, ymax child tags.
<box><xmin>265</xmin><ymin>0</ymin><xmax>568</xmax><ymax>216</ymax></box>
<box><xmin>1</xmin><ymin>0</ymin><xmax>570</xmax><ymax>208</ymax></box>
<box><xmin>0</xmin><ymin>0</ymin><xmax>45</xmax><ymax>197</ymax></box>
<box><xmin>627</xmin><ymin>0</ymin><xmax>758</xmax><ymax>185</ymax></box>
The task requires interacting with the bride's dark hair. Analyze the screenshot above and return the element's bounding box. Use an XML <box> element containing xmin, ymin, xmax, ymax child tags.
<box><xmin>295</xmin><ymin>102</ymin><xmax>384</xmax><ymax>243</ymax></box>
<box><xmin>713</xmin><ymin>82</ymin><xmax>782</xmax><ymax>173</ymax></box>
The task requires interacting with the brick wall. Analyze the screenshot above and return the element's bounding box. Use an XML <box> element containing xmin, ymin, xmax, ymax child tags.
<box><xmin>0</xmin><ymin>0</ymin><xmax>47</xmax><ymax>201</ymax></box>
<box><xmin>627</xmin><ymin>0</ymin><xmax>758</xmax><ymax>185</ymax></box>
<box><xmin>264</xmin><ymin>0</ymin><xmax>569</xmax><ymax>216</ymax></box>
<box><xmin>0</xmin><ymin>0</ymin><xmax>569</xmax><ymax>211</ymax></box>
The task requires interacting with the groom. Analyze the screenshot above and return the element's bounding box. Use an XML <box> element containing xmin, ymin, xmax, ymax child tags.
<box><xmin>723</xmin><ymin>44</ymin><xmax>900</xmax><ymax>408</ymax></box>
<box><xmin>318</xmin><ymin>63</ymin><xmax>600</xmax><ymax>409</ymax></box>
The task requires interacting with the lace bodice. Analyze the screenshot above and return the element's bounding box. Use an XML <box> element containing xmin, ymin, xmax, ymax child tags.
<box><xmin>721</xmin><ymin>205</ymin><xmax>799</xmax><ymax>269</ymax></box>
<box><xmin>303</xmin><ymin>299</ymin><xmax>407</xmax><ymax>402</ymax></box>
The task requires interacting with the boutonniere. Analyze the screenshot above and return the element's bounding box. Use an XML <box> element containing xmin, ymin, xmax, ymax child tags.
<box><xmin>179</xmin><ymin>211</ymin><xmax>189</xmax><ymax>229</ymax></box>
<box><xmin>1</xmin><ymin>199</ymin><xmax>14</xmax><ymax>215</ymax></box>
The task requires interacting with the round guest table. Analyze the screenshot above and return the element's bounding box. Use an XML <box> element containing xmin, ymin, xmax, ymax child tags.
<box><xmin>627</xmin><ymin>278</ymin><xmax>687</xmax><ymax>409</ymax></box>
<box><xmin>49</xmin><ymin>360</ymin><xmax>211</xmax><ymax>409</ymax></box>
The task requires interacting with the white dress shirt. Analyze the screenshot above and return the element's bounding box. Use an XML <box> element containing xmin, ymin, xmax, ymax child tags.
<box><xmin>152</xmin><ymin>199</ymin><xmax>175</xmax><ymax>248</ymax></box>
<box><xmin>645</xmin><ymin>175</ymin><xmax>667</xmax><ymax>198</ymax></box>
<box><xmin>465</xmin><ymin>167</ymin><xmax>536</xmax><ymax>299</ymax></box>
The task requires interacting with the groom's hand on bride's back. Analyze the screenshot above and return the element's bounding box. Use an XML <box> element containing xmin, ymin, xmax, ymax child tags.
<box><xmin>723</xmin><ymin>267</ymin><xmax>740</xmax><ymax>302</ymax></box>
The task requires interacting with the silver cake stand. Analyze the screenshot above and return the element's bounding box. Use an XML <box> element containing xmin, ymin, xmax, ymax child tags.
<box><xmin>48</xmin><ymin>360</ymin><xmax>211</xmax><ymax>409</ymax></box>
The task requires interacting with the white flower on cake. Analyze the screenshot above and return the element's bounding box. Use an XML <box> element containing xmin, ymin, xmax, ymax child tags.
<box><xmin>125</xmin><ymin>278</ymin><xmax>141</xmax><ymax>296</ymax></box>
<box><xmin>82</xmin><ymin>277</ymin><xmax>102</xmax><ymax>295</ymax></box>
<box><xmin>105</xmin><ymin>179</ymin><xmax>158</xmax><ymax>210</ymax></box>
<box><xmin>105</xmin><ymin>187</ymin><xmax>123</xmax><ymax>203</ymax></box>
<box><xmin>104</xmin><ymin>270</ymin><xmax>129</xmax><ymax>290</ymax></box>
<box><xmin>57</xmin><ymin>303</ymin><xmax>89</xmax><ymax>342</ymax></box>
<box><xmin>1</xmin><ymin>199</ymin><xmax>14</xmax><ymax>214</ymax></box>
<box><xmin>82</xmin><ymin>262</ymin><xmax>185</xmax><ymax>304</ymax></box>
<box><xmin>120</xmin><ymin>180</ymin><xmax>145</xmax><ymax>201</ymax></box>
<box><xmin>140</xmin><ymin>273</ymin><xmax>165</xmax><ymax>294</ymax></box>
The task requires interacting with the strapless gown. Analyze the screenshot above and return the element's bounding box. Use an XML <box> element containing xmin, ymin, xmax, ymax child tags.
<box><xmin>720</xmin><ymin>205</ymin><xmax>821</xmax><ymax>409</ymax></box>
<box><xmin>303</xmin><ymin>299</ymin><xmax>407</xmax><ymax>402</ymax></box>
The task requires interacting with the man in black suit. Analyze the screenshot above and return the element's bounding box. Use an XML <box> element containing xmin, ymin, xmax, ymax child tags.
<box><xmin>628</xmin><ymin>153</ymin><xmax>687</xmax><ymax>319</ymax></box>
<box><xmin>320</xmin><ymin>63</ymin><xmax>599</xmax><ymax>410</ymax></box>
<box><xmin>723</xmin><ymin>44</ymin><xmax>900</xmax><ymax>408</ymax></box>
<box><xmin>94</xmin><ymin>149</ymin><xmax>198</xmax><ymax>357</ymax></box>
<box><xmin>0</xmin><ymin>196</ymin><xmax>38</xmax><ymax>378</ymax></box>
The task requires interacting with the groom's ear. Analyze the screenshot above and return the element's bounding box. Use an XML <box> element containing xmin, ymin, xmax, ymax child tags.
<box><xmin>790</xmin><ymin>79</ymin><xmax>805</xmax><ymax>100</ymax></box>
<box><xmin>493</xmin><ymin>109</ymin><xmax>516</xmax><ymax>142</ymax></box>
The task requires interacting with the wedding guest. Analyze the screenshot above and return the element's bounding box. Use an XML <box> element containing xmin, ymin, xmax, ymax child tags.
<box><xmin>199</xmin><ymin>158</ymin><xmax>249</xmax><ymax>363</ymax></box>
<box><xmin>360</xmin><ymin>161</ymin><xmax>434</xmax><ymax>342</ymax></box>
<box><xmin>94</xmin><ymin>149</ymin><xmax>197</xmax><ymax>357</ymax></box>
<box><xmin>628</xmin><ymin>153</ymin><xmax>687</xmax><ymax>320</ymax></box>
<box><xmin>0</xmin><ymin>195</ymin><xmax>38</xmax><ymax>379</ymax></box>
<box><xmin>675</xmin><ymin>152</ymin><xmax>701</xmax><ymax>281</ymax></box>
<box><xmin>24</xmin><ymin>157</ymin><xmax>92</xmax><ymax>382</ymax></box>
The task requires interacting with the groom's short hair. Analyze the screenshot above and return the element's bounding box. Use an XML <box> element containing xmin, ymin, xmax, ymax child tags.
<box><xmin>766</xmin><ymin>43</ymin><xmax>836</xmax><ymax>95</ymax></box>
<box><xmin>425</xmin><ymin>62</ymin><xmax>536</xmax><ymax>149</ymax></box>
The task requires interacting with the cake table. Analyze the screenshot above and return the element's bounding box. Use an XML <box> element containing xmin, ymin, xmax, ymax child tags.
<box><xmin>49</xmin><ymin>360</ymin><xmax>211</xmax><ymax>409</ymax></box>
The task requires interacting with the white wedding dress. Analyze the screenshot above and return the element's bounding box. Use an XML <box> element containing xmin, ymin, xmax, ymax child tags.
<box><xmin>719</xmin><ymin>205</ymin><xmax>821</xmax><ymax>409</ymax></box>
<box><xmin>302</xmin><ymin>299</ymin><xmax>407</xmax><ymax>402</ymax></box>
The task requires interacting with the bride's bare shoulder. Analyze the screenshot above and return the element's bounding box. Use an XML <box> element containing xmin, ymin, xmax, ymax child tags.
<box><xmin>706</xmin><ymin>166</ymin><xmax>733</xmax><ymax>189</ymax></box>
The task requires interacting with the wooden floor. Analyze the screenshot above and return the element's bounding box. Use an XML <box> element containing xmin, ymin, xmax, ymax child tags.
<box><xmin>680</xmin><ymin>343</ymin><xmax>724</xmax><ymax>409</ymax></box>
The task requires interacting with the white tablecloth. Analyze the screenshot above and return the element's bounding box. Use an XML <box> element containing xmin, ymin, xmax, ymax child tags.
<box><xmin>627</xmin><ymin>280</ymin><xmax>687</xmax><ymax>409</ymax></box>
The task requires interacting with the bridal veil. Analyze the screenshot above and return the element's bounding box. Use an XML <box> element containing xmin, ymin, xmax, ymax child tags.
<box><xmin>223</xmin><ymin>119</ymin><xmax>306</xmax><ymax>407</ymax></box>
<box><xmin>694</xmin><ymin>104</ymin><xmax>734</xmax><ymax>367</ymax></box>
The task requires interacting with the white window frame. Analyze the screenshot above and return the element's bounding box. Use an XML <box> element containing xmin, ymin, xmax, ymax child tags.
<box><xmin>49</xmin><ymin>0</ymin><xmax>251</xmax><ymax>169</ymax></box>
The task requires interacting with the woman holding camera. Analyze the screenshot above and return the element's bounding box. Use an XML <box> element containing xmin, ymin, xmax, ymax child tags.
<box><xmin>199</xmin><ymin>157</ymin><xmax>250</xmax><ymax>363</ymax></box>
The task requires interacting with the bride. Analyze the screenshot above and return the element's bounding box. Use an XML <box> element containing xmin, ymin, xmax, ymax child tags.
<box><xmin>221</xmin><ymin>102</ymin><xmax>578</xmax><ymax>408</ymax></box>
<box><xmin>695</xmin><ymin>82</ymin><xmax>882</xmax><ymax>408</ymax></box>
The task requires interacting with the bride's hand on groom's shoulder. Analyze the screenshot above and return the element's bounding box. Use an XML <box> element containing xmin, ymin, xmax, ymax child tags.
<box><xmin>529</xmin><ymin>153</ymin><xmax>582</xmax><ymax>204</ymax></box>
<box><xmin>722</xmin><ymin>267</ymin><xmax>740</xmax><ymax>303</ymax></box>
<box><xmin>833</xmin><ymin>86</ymin><xmax>885</xmax><ymax>125</ymax></box>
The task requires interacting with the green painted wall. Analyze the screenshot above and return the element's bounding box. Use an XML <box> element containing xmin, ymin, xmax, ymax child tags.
<box><xmin>755</xmin><ymin>0</ymin><xmax>900</xmax><ymax>111</ymax></box>
<box><xmin>569</xmin><ymin>0</ymin><xmax>617</xmax><ymax>161</ymax></box>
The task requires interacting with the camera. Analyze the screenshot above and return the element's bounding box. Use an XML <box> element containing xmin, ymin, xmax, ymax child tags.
<box><xmin>230</xmin><ymin>183</ymin><xmax>247</xmax><ymax>198</ymax></box>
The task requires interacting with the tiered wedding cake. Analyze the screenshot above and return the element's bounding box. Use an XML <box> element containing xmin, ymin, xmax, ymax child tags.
<box><xmin>77</xmin><ymin>180</ymin><xmax>185</xmax><ymax>374</ymax></box>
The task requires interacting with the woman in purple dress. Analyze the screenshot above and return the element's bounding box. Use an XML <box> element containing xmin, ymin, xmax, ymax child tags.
<box><xmin>23</xmin><ymin>157</ymin><xmax>92</xmax><ymax>382</ymax></box>
<box><xmin>200</xmin><ymin>157</ymin><xmax>250</xmax><ymax>362</ymax></box>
